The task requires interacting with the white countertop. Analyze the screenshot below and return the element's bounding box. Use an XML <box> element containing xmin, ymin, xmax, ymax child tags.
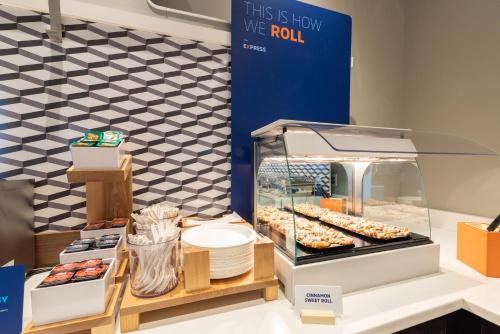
<box><xmin>23</xmin><ymin>209</ymin><xmax>500</xmax><ymax>333</ymax></box>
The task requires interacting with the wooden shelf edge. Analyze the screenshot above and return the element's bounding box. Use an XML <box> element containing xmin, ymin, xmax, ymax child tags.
<box><xmin>120</xmin><ymin>276</ymin><xmax>279</xmax><ymax>316</ymax></box>
<box><xmin>66</xmin><ymin>155</ymin><xmax>132</xmax><ymax>183</ymax></box>
<box><xmin>22</xmin><ymin>283</ymin><xmax>122</xmax><ymax>334</ymax></box>
<box><xmin>115</xmin><ymin>256</ymin><xmax>129</xmax><ymax>283</ymax></box>
<box><xmin>181</xmin><ymin>217</ymin><xmax>248</xmax><ymax>229</ymax></box>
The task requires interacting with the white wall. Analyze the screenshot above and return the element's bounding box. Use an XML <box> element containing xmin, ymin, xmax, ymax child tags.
<box><xmin>401</xmin><ymin>0</ymin><xmax>500</xmax><ymax>217</ymax></box>
<box><xmin>301</xmin><ymin>0</ymin><xmax>406</xmax><ymax>128</ymax></box>
<box><xmin>309</xmin><ymin>0</ymin><xmax>500</xmax><ymax>217</ymax></box>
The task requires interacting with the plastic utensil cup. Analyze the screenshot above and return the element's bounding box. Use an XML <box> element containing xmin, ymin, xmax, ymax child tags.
<box><xmin>128</xmin><ymin>231</ymin><xmax>179</xmax><ymax>298</ymax></box>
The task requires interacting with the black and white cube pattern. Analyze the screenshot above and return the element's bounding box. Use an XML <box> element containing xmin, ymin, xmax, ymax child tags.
<box><xmin>0</xmin><ymin>5</ymin><xmax>231</xmax><ymax>232</ymax></box>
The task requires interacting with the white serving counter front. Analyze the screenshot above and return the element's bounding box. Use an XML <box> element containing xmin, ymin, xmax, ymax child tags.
<box><xmin>23</xmin><ymin>210</ymin><xmax>500</xmax><ymax>334</ymax></box>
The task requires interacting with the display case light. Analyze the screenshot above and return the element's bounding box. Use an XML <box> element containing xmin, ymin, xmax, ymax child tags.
<box><xmin>264</xmin><ymin>156</ymin><xmax>413</xmax><ymax>163</ymax></box>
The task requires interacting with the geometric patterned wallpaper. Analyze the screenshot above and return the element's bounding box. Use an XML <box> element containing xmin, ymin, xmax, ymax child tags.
<box><xmin>0</xmin><ymin>5</ymin><xmax>231</xmax><ymax>232</ymax></box>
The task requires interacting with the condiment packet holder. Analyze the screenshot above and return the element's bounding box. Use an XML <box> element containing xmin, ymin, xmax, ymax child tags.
<box><xmin>70</xmin><ymin>139</ymin><xmax>125</xmax><ymax>169</ymax></box>
<box><xmin>59</xmin><ymin>236</ymin><xmax>124</xmax><ymax>275</ymax></box>
<box><xmin>31</xmin><ymin>258</ymin><xmax>116</xmax><ymax>326</ymax></box>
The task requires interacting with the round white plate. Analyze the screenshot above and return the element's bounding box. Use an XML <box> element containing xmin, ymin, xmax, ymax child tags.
<box><xmin>181</xmin><ymin>224</ymin><xmax>256</xmax><ymax>279</ymax></box>
<box><xmin>211</xmin><ymin>259</ymin><xmax>253</xmax><ymax>269</ymax></box>
<box><xmin>210</xmin><ymin>254</ymin><xmax>253</xmax><ymax>265</ymax></box>
<box><xmin>182</xmin><ymin>243</ymin><xmax>254</xmax><ymax>259</ymax></box>
<box><xmin>181</xmin><ymin>224</ymin><xmax>256</xmax><ymax>249</ymax></box>
<box><xmin>211</xmin><ymin>264</ymin><xmax>253</xmax><ymax>279</ymax></box>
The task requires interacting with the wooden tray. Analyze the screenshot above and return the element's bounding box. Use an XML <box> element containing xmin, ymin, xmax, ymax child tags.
<box><xmin>180</xmin><ymin>216</ymin><xmax>246</xmax><ymax>228</ymax></box>
<box><xmin>120</xmin><ymin>237</ymin><xmax>279</xmax><ymax>332</ymax></box>
<box><xmin>23</xmin><ymin>283</ymin><xmax>122</xmax><ymax>334</ymax></box>
<box><xmin>66</xmin><ymin>154</ymin><xmax>133</xmax><ymax>229</ymax></box>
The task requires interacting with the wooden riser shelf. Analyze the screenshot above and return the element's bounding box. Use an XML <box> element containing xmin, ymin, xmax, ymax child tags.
<box><xmin>66</xmin><ymin>154</ymin><xmax>133</xmax><ymax>231</ymax></box>
<box><xmin>120</xmin><ymin>270</ymin><xmax>278</xmax><ymax>332</ymax></box>
<box><xmin>120</xmin><ymin>237</ymin><xmax>279</xmax><ymax>332</ymax></box>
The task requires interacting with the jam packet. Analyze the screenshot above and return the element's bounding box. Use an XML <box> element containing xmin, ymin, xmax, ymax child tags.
<box><xmin>84</xmin><ymin>222</ymin><xmax>104</xmax><ymax>230</ymax></box>
<box><xmin>95</xmin><ymin>239</ymin><xmax>118</xmax><ymax>249</ymax></box>
<box><xmin>112</xmin><ymin>218</ymin><xmax>128</xmax><ymax>227</ymax></box>
<box><xmin>73</xmin><ymin>267</ymin><xmax>105</xmax><ymax>282</ymax></box>
<box><xmin>71</xmin><ymin>238</ymin><xmax>95</xmax><ymax>246</ymax></box>
<box><xmin>39</xmin><ymin>271</ymin><xmax>74</xmax><ymax>288</ymax></box>
<box><xmin>99</xmin><ymin>234</ymin><xmax>120</xmax><ymax>241</ymax></box>
<box><xmin>84</xmin><ymin>131</ymin><xmax>102</xmax><ymax>142</ymax></box>
<box><xmin>80</xmin><ymin>259</ymin><xmax>103</xmax><ymax>269</ymax></box>
<box><xmin>71</xmin><ymin>139</ymin><xmax>96</xmax><ymax>147</ymax></box>
<box><xmin>102</xmin><ymin>130</ymin><xmax>123</xmax><ymax>142</ymax></box>
<box><xmin>64</xmin><ymin>244</ymin><xmax>90</xmax><ymax>253</ymax></box>
<box><xmin>96</xmin><ymin>140</ymin><xmax>120</xmax><ymax>147</ymax></box>
<box><xmin>100</xmin><ymin>264</ymin><xmax>109</xmax><ymax>273</ymax></box>
<box><xmin>51</xmin><ymin>262</ymin><xmax>80</xmax><ymax>274</ymax></box>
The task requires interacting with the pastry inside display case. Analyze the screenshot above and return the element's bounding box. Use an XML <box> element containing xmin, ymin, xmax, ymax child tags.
<box><xmin>252</xmin><ymin>120</ymin><xmax>496</xmax><ymax>265</ymax></box>
<box><xmin>257</xmin><ymin>206</ymin><xmax>354</xmax><ymax>250</ymax></box>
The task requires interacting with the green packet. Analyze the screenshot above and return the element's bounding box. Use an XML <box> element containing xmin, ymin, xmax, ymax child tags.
<box><xmin>102</xmin><ymin>130</ymin><xmax>123</xmax><ymax>142</ymax></box>
<box><xmin>84</xmin><ymin>130</ymin><xmax>102</xmax><ymax>142</ymax></box>
<box><xmin>71</xmin><ymin>139</ymin><xmax>96</xmax><ymax>147</ymax></box>
<box><xmin>96</xmin><ymin>140</ymin><xmax>121</xmax><ymax>147</ymax></box>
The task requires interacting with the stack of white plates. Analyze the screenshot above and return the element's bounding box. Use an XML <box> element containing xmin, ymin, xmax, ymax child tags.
<box><xmin>181</xmin><ymin>224</ymin><xmax>256</xmax><ymax>279</ymax></box>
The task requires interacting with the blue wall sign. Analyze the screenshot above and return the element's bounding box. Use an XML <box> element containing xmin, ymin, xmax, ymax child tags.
<box><xmin>0</xmin><ymin>265</ymin><xmax>25</xmax><ymax>334</ymax></box>
<box><xmin>231</xmin><ymin>0</ymin><xmax>352</xmax><ymax>220</ymax></box>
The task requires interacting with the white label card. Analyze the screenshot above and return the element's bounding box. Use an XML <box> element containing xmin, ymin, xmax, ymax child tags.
<box><xmin>295</xmin><ymin>285</ymin><xmax>343</xmax><ymax>315</ymax></box>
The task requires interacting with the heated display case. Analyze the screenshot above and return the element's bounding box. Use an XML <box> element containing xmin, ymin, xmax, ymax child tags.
<box><xmin>253</xmin><ymin>120</ymin><xmax>496</xmax><ymax>265</ymax></box>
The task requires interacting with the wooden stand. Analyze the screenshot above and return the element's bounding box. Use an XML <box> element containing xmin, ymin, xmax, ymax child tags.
<box><xmin>300</xmin><ymin>309</ymin><xmax>336</xmax><ymax>325</ymax></box>
<box><xmin>23</xmin><ymin>283</ymin><xmax>122</xmax><ymax>334</ymax></box>
<box><xmin>119</xmin><ymin>237</ymin><xmax>279</xmax><ymax>332</ymax></box>
<box><xmin>115</xmin><ymin>250</ymin><xmax>129</xmax><ymax>283</ymax></box>
<box><xmin>66</xmin><ymin>155</ymin><xmax>133</xmax><ymax>226</ymax></box>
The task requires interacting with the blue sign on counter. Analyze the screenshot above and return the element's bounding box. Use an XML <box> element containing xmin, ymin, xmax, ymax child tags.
<box><xmin>0</xmin><ymin>265</ymin><xmax>25</xmax><ymax>334</ymax></box>
<box><xmin>231</xmin><ymin>0</ymin><xmax>352</xmax><ymax>220</ymax></box>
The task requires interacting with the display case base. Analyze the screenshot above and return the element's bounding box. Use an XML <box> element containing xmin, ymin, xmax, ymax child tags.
<box><xmin>275</xmin><ymin>243</ymin><xmax>440</xmax><ymax>301</ymax></box>
<box><xmin>22</xmin><ymin>283</ymin><xmax>122</xmax><ymax>334</ymax></box>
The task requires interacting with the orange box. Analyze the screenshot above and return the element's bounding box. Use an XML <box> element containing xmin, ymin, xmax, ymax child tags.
<box><xmin>320</xmin><ymin>198</ymin><xmax>345</xmax><ymax>214</ymax></box>
<box><xmin>457</xmin><ymin>222</ymin><xmax>500</xmax><ymax>277</ymax></box>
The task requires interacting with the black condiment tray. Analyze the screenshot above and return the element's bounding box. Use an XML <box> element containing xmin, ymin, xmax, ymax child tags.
<box><xmin>297</xmin><ymin>241</ymin><xmax>355</xmax><ymax>253</ymax></box>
